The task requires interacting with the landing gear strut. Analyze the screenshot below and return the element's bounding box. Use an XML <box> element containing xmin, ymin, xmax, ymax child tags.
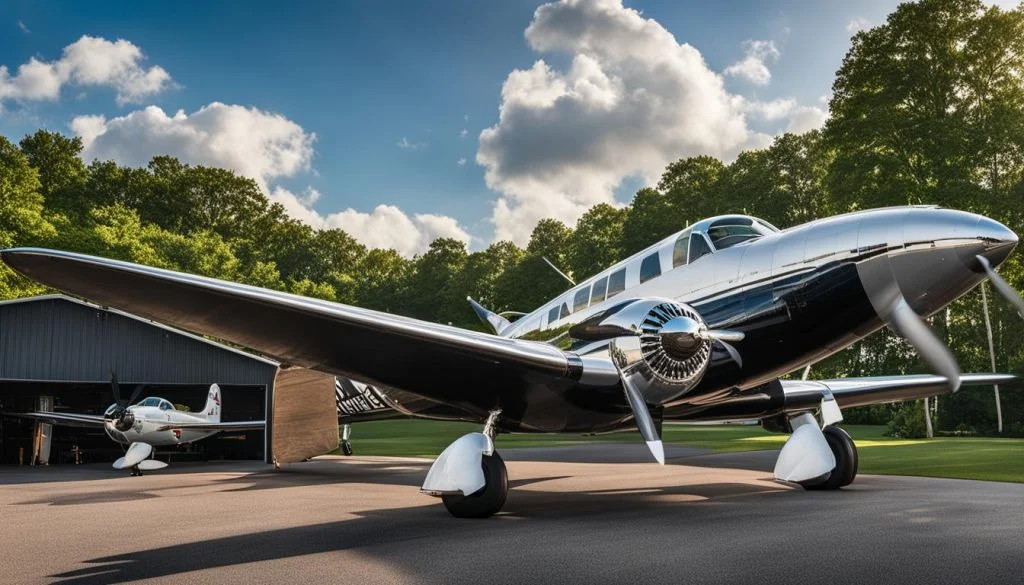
<box><xmin>130</xmin><ymin>465</ymin><xmax>142</xmax><ymax>477</ymax></box>
<box><xmin>341</xmin><ymin>423</ymin><xmax>353</xmax><ymax>456</ymax></box>
<box><xmin>802</xmin><ymin>426</ymin><xmax>858</xmax><ymax>490</ymax></box>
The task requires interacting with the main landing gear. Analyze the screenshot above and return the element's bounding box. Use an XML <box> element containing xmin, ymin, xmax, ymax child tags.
<box><xmin>773</xmin><ymin>392</ymin><xmax>858</xmax><ymax>489</ymax></box>
<box><xmin>130</xmin><ymin>465</ymin><xmax>143</xmax><ymax>477</ymax></box>
<box><xmin>802</xmin><ymin>425</ymin><xmax>858</xmax><ymax>490</ymax></box>
<box><xmin>422</xmin><ymin>409</ymin><xmax>509</xmax><ymax>519</ymax></box>
<box><xmin>341</xmin><ymin>424</ymin><xmax>354</xmax><ymax>456</ymax></box>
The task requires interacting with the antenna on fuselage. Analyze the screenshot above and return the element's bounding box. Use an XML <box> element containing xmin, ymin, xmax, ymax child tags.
<box><xmin>542</xmin><ymin>256</ymin><xmax>576</xmax><ymax>287</ymax></box>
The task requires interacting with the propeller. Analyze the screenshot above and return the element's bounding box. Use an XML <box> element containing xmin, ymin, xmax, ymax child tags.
<box><xmin>884</xmin><ymin>297</ymin><xmax>961</xmax><ymax>393</ymax></box>
<box><xmin>609</xmin><ymin>313</ymin><xmax>745</xmax><ymax>465</ymax></box>
<box><xmin>976</xmin><ymin>255</ymin><xmax>1024</xmax><ymax>319</ymax></box>
<box><xmin>105</xmin><ymin>371</ymin><xmax>146</xmax><ymax>432</ymax></box>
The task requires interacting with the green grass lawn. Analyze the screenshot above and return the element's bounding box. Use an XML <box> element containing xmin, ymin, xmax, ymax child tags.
<box><xmin>341</xmin><ymin>420</ymin><xmax>1024</xmax><ymax>483</ymax></box>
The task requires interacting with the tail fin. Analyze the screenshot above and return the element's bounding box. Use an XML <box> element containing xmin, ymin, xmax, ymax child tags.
<box><xmin>201</xmin><ymin>384</ymin><xmax>221</xmax><ymax>422</ymax></box>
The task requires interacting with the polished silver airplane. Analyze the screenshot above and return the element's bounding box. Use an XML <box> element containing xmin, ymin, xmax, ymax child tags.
<box><xmin>5</xmin><ymin>380</ymin><xmax>264</xmax><ymax>475</ymax></box>
<box><xmin>3</xmin><ymin>205</ymin><xmax>1022</xmax><ymax>517</ymax></box>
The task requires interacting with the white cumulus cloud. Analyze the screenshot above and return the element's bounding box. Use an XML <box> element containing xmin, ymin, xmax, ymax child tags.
<box><xmin>477</xmin><ymin>0</ymin><xmax>770</xmax><ymax>244</ymax></box>
<box><xmin>17</xmin><ymin>21</ymin><xmax>30</xmax><ymax>35</ymax></box>
<box><xmin>846</xmin><ymin>18</ymin><xmax>871</xmax><ymax>34</ymax></box>
<box><xmin>742</xmin><ymin>96</ymin><xmax>829</xmax><ymax>133</ymax></box>
<box><xmin>0</xmin><ymin>35</ymin><xmax>172</xmax><ymax>106</ymax></box>
<box><xmin>268</xmin><ymin>188</ymin><xmax>471</xmax><ymax>257</ymax></box>
<box><xmin>397</xmin><ymin>137</ymin><xmax>425</xmax><ymax>150</ymax></box>
<box><xmin>72</xmin><ymin>102</ymin><xmax>315</xmax><ymax>190</ymax></box>
<box><xmin>457</xmin><ymin>158</ymin><xmax>467</xmax><ymax>166</ymax></box>
<box><xmin>724</xmin><ymin>40</ymin><xmax>780</xmax><ymax>86</ymax></box>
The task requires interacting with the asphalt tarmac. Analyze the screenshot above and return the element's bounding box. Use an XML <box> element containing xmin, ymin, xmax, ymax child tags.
<box><xmin>1</xmin><ymin>445</ymin><xmax>1022</xmax><ymax>585</ymax></box>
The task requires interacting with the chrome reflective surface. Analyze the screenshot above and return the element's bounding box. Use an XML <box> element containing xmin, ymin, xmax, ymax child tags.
<box><xmin>2</xmin><ymin>206</ymin><xmax>1019</xmax><ymax>436</ymax></box>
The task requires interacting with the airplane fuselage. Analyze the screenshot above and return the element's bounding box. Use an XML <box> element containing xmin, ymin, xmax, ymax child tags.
<box><xmin>104</xmin><ymin>406</ymin><xmax>217</xmax><ymax>446</ymax></box>
<box><xmin>366</xmin><ymin>206</ymin><xmax>1015</xmax><ymax>433</ymax></box>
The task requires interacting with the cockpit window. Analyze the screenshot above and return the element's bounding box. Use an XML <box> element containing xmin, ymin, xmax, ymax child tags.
<box><xmin>159</xmin><ymin>400</ymin><xmax>173</xmax><ymax>411</ymax></box>
<box><xmin>547</xmin><ymin>305</ymin><xmax>560</xmax><ymax>325</ymax></box>
<box><xmin>688</xmin><ymin>232</ymin><xmax>713</xmax><ymax>263</ymax></box>
<box><xmin>706</xmin><ymin>224</ymin><xmax>763</xmax><ymax>250</ymax></box>
<box><xmin>139</xmin><ymin>397</ymin><xmax>160</xmax><ymax>407</ymax></box>
<box><xmin>672</xmin><ymin>228</ymin><xmax>692</xmax><ymax>268</ymax></box>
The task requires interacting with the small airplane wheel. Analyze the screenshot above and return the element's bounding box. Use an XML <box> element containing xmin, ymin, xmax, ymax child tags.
<box><xmin>442</xmin><ymin>451</ymin><xmax>508</xmax><ymax>519</ymax></box>
<box><xmin>341</xmin><ymin>441</ymin><xmax>354</xmax><ymax>456</ymax></box>
<box><xmin>803</xmin><ymin>426</ymin><xmax>857</xmax><ymax>490</ymax></box>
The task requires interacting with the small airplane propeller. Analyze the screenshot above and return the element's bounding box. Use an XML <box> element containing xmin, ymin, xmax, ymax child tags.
<box><xmin>106</xmin><ymin>370</ymin><xmax>145</xmax><ymax>431</ymax></box>
<box><xmin>883</xmin><ymin>297</ymin><xmax>961</xmax><ymax>393</ymax></box>
<box><xmin>977</xmin><ymin>255</ymin><xmax>1024</xmax><ymax>319</ymax></box>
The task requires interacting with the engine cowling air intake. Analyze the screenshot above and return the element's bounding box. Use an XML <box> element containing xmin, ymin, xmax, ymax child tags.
<box><xmin>606</xmin><ymin>299</ymin><xmax>713</xmax><ymax>404</ymax></box>
<box><xmin>574</xmin><ymin>298</ymin><xmax>743</xmax><ymax>405</ymax></box>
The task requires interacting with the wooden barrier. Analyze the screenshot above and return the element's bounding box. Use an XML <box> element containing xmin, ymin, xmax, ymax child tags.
<box><xmin>271</xmin><ymin>368</ymin><xmax>338</xmax><ymax>464</ymax></box>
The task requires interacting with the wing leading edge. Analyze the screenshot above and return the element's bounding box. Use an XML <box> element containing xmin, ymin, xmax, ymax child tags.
<box><xmin>155</xmin><ymin>420</ymin><xmax>265</xmax><ymax>432</ymax></box>
<box><xmin>781</xmin><ymin>373</ymin><xmax>1016</xmax><ymax>412</ymax></box>
<box><xmin>0</xmin><ymin>248</ymin><xmax>579</xmax><ymax>420</ymax></box>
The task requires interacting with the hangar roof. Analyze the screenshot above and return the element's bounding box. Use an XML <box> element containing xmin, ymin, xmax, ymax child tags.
<box><xmin>0</xmin><ymin>294</ymin><xmax>279</xmax><ymax>385</ymax></box>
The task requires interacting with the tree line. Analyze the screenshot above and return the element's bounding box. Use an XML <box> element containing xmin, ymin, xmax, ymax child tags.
<box><xmin>1</xmin><ymin>0</ymin><xmax>1022</xmax><ymax>434</ymax></box>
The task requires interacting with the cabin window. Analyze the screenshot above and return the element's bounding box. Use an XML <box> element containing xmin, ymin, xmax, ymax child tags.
<box><xmin>672</xmin><ymin>231</ymin><xmax>691</xmax><ymax>268</ymax></box>
<box><xmin>639</xmin><ymin>253</ymin><xmax>661</xmax><ymax>284</ymax></box>
<box><xmin>607</xmin><ymin>268</ymin><xmax>626</xmax><ymax>298</ymax></box>
<box><xmin>547</xmin><ymin>305</ymin><xmax>560</xmax><ymax>325</ymax></box>
<box><xmin>591</xmin><ymin>276</ymin><xmax>608</xmax><ymax>304</ymax></box>
<box><xmin>159</xmin><ymin>401</ymin><xmax>172</xmax><ymax>411</ymax></box>
<box><xmin>559</xmin><ymin>302</ymin><xmax>570</xmax><ymax>320</ymax></box>
<box><xmin>689</xmin><ymin>233</ymin><xmax>713</xmax><ymax>263</ymax></box>
<box><xmin>573</xmin><ymin>286</ymin><xmax>591</xmax><ymax>312</ymax></box>
<box><xmin>707</xmin><ymin>224</ymin><xmax>762</xmax><ymax>250</ymax></box>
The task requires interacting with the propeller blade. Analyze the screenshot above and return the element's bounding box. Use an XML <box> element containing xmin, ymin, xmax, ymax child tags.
<box><xmin>717</xmin><ymin>340</ymin><xmax>743</xmax><ymax>369</ymax></box>
<box><xmin>620</xmin><ymin>376</ymin><xmax>665</xmax><ymax>465</ymax></box>
<box><xmin>977</xmin><ymin>255</ymin><xmax>1024</xmax><ymax>319</ymax></box>
<box><xmin>110</xmin><ymin>370</ymin><xmax>122</xmax><ymax>405</ymax></box>
<box><xmin>703</xmin><ymin>329</ymin><xmax>745</xmax><ymax>342</ymax></box>
<box><xmin>126</xmin><ymin>384</ymin><xmax>146</xmax><ymax>406</ymax></box>
<box><xmin>886</xmin><ymin>297</ymin><xmax>961</xmax><ymax>393</ymax></box>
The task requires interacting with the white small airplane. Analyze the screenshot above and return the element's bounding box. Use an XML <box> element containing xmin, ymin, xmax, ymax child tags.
<box><xmin>3</xmin><ymin>378</ymin><xmax>264</xmax><ymax>475</ymax></box>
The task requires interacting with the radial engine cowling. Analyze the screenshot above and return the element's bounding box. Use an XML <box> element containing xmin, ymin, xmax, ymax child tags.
<box><xmin>575</xmin><ymin>298</ymin><xmax>715</xmax><ymax>405</ymax></box>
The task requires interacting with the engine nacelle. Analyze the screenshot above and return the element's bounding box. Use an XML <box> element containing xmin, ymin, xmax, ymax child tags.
<box><xmin>576</xmin><ymin>298</ymin><xmax>713</xmax><ymax>405</ymax></box>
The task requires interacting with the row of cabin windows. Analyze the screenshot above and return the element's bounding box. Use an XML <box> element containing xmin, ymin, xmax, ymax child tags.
<box><xmin>547</xmin><ymin>266</ymin><xmax>628</xmax><ymax>324</ymax></box>
<box><xmin>544</xmin><ymin>221</ymin><xmax>767</xmax><ymax>326</ymax></box>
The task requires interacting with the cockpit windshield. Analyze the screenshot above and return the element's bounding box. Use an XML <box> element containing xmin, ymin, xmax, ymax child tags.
<box><xmin>138</xmin><ymin>397</ymin><xmax>161</xmax><ymax>407</ymax></box>
<box><xmin>704</xmin><ymin>217</ymin><xmax>775</xmax><ymax>251</ymax></box>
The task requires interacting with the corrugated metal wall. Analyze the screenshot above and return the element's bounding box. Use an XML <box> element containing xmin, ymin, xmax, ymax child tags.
<box><xmin>0</xmin><ymin>296</ymin><xmax>278</xmax><ymax>387</ymax></box>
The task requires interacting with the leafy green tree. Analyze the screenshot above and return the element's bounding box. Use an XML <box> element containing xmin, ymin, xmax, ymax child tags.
<box><xmin>18</xmin><ymin>130</ymin><xmax>88</xmax><ymax>215</ymax></box>
<box><xmin>567</xmin><ymin>203</ymin><xmax>627</xmax><ymax>280</ymax></box>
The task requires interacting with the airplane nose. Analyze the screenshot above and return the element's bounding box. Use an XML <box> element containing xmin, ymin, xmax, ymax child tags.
<box><xmin>975</xmin><ymin>215</ymin><xmax>1018</xmax><ymax>268</ymax></box>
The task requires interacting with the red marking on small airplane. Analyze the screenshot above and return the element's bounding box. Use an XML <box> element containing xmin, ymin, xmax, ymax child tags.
<box><xmin>172</xmin><ymin>429</ymin><xmax>181</xmax><ymax>440</ymax></box>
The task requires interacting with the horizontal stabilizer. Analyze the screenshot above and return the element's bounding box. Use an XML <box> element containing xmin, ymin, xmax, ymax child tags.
<box><xmin>467</xmin><ymin>297</ymin><xmax>513</xmax><ymax>335</ymax></box>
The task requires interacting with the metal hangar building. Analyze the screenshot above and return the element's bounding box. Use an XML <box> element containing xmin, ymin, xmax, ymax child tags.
<box><xmin>0</xmin><ymin>294</ymin><xmax>279</xmax><ymax>466</ymax></box>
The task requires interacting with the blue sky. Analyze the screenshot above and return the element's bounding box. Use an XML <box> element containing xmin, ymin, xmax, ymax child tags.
<box><xmin>0</xmin><ymin>0</ymin><xmax>940</xmax><ymax>254</ymax></box>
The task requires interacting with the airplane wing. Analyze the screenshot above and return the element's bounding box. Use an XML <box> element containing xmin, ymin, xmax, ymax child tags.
<box><xmin>1</xmin><ymin>411</ymin><xmax>106</xmax><ymax>428</ymax></box>
<box><xmin>155</xmin><ymin>420</ymin><xmax>265</xmax><ymax>432</ymax></box>
<box><xmin>781</xmin><ymin>373</ymin><xmax>1016</xmax><ymax>411</ymax></box>
<box><xmin>0</xmin><ymin>249</ymin><xmax>581</xmax><ymax>421</ymax></box>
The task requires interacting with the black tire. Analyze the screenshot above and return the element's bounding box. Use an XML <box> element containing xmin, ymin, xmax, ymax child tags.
<box><xmin>341</xmin><ymin>441</ymin><xmax>354</xmax><ymax>456</ymax></box>
<box><xmin>804</xmin><ymin>426</ymin><xmax>857</xmax><ymax>490</ymax></box>
<box><xmin>442</xmin><ymin>451</ymin><xmax>508</xmax><ymax>519</ymax></box>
